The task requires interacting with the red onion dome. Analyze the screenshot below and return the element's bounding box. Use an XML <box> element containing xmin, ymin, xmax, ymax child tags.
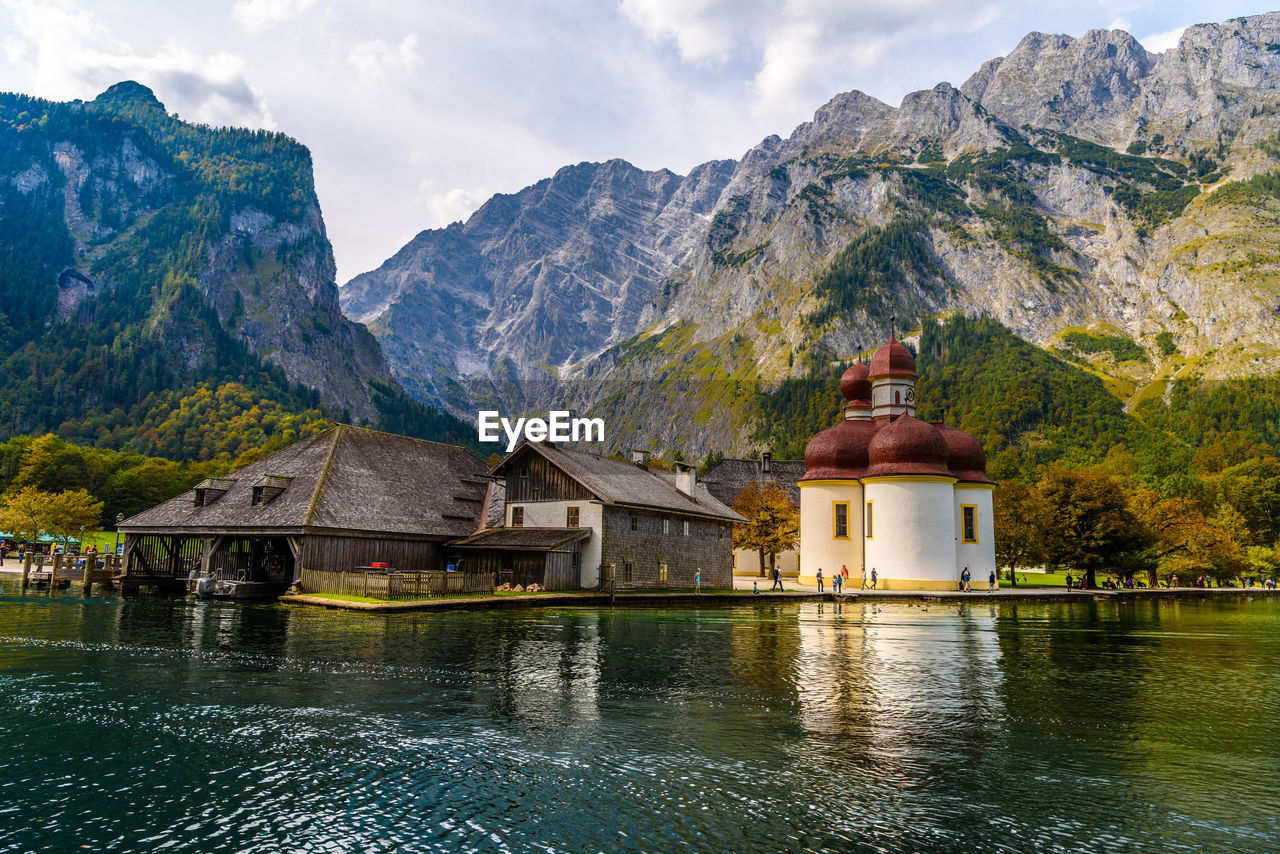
<box><xmin>864</xmin><ymin>414</ymin><xmax>952</xmax><ymax>477</ymax></box>
<box><xmin>839</xmin><ymin>361</ymin><xmax>872</xmax><ymax>403</ymax></box>
<box><xmin>937</xmin><ymin>423</ymin><xmax>994</xmax><ymax>484</ymax></box>
<box><xmin>801</xmin><ymin>419</ymin><xmax>880</xmax><ymax>480</ymax></box>
<box><xmin>868</xmin><ymin>334</ymin><xmax>917</xmax><ymax>379</ymax></box>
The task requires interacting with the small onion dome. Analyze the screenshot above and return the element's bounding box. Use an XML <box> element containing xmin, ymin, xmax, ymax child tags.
<box><xmin>937</xmin><ymin>423</ymin><xmax>994</xmax><ymax>484</ymax></box>
<box><xmin>868</xmin><ymin>334</ymin><xmax>917</xmax><ymax>379</ymax></box>
<box><xmin>801</xmin><ymin>419</ymin><xmax>880</xmax><ymax>480</ymax></box>
<box><xmin>864</xmin><ymin>414</ymin><xmax>951</xmax><ymax>477</ymax></box>
<box><xmin>839</xmin><ymin>361</ymin><xmax>872</xmax><ymax>403</ymax></box>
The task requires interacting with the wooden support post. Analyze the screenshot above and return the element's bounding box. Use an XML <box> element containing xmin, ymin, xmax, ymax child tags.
<box><xmin>21</xmin><ymin>552</ymin><xmax>32</xmax><ymax>590</ymax></box>
<box><xmin>82</xmin><ymin>552</ymin><xmax>94</xmax><ymax>596</ymax></box>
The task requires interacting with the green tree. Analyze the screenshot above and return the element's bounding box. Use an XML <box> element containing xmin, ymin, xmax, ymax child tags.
<box><xmin>0</xmin><ymin>485</ymin><xmax>46</xmax><ymax>544</ymax></box>
<box><xmin>1039</xmin><ymin>467</ymin><xmax>1150</xmax><ymax>588</ymax></box>
<box><xmin>993</xmin><ymin>479</ymin><xmax>1048</xmax><ymax>586</ymax></box>
<box><xmin>731</xmin><ymin>480</ymin><xmax>799</xmax><ymax>577</ymax></box>
<box><xmin>42</xmin><ymin>489</ymin><xmax>104</xmax><ymax>549</ymax></box>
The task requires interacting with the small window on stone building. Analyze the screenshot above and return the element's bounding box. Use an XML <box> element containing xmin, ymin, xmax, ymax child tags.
<box><xmin>511</xmin><ymin>506</ymin><xmax>524</xmax><ymax>527</ymax></box>
<box><xmin>623</xmin><ymin>561</ymin><xmax>633</xmax><ymax>582</ymax></box>
<box><xmin>663</xmin><ymin>517</ymin><xmax>670</xmax><ymax>535</ymax></box>
<box><xmin>630</xmin><ymin>514</ymin><xmax>638</xmax><ymax>531</ymax></box>
<box><xmin>567</xmin><ymin>506</ymin><xmax>579</xmax><ymax>528</ymax></box>
<box><xmin>659</xmin><ymin>563</ymin><xmax>668</xmax><ymax>582</ymax></box>
<box><xmin>682</xmin><ymin>520</ymin><xmax>690</xmax><ymax>537</ymax></box>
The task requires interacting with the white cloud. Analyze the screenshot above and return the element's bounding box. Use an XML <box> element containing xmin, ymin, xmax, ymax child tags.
<box><xmin>3</xmin><ymin>0</ymin><xmax>274</xmax><ymax>128</ymax></box>
<box><xmin>231</xmin><ymin>0</ymin><xmax>315</xmax><ymax>35</ymax></box>
<box><xmin>347</xmin><ymin>34</ymin><xmax>420</xmax><ymax>80</ymax></box>
<box><xmin>420</xmin><ymin>186</ymin><xmax>488</xmax><ymax>227</ymax></box>
<box><xmin>618</xmin><ymin>0</ymin><xmax>766</xmax><ymax>63</ymax></box>
<box><xmin>619</xmin><ymin>0</ymin><xmax>1004</xmax><ymax>121</ymax></box>
<box><xmin>1140</xmin><ymin>25</ymin><xmax>1187</xmax><ymax>54</ymax></box>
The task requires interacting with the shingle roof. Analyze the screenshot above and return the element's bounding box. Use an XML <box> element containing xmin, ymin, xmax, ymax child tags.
<box><xmin>120</xmin><ymin>425</ymin><xmax>489</xmax><ymax>538</ymax></box>
<box><xmin>496</xmin><ymin>442</ymin><xmax>745</xmax><ymax>522</ymax></box>
<box><xmin>700</xmin><ymin>458</ymin><xmax>804</xmax><ymax>507</ymax></box>
<box><xmin>450</xmin><ymin>527</ymin><xmax>591</xmax><ymax>550</ymax></box>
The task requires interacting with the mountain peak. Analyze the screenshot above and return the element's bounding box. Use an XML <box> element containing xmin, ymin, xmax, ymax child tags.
<box><xmin>92</xmin><ymin>81</ymin><xmax>166</xmax><ymax>113</ymax></box>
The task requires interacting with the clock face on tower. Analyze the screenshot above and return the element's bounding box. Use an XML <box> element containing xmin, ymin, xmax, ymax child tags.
<box><xmin>905</xmin><ymin>388</ymin><xmax>915</xmax><ymax>403</ymax></box>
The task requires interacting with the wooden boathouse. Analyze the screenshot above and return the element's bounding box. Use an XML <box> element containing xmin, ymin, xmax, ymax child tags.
<box><xmin>117</xmin><ymin>425</ymin><xmax>491</xmax><ymax>596</ymax></box>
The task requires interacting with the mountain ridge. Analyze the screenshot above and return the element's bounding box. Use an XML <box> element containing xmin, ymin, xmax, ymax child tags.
<box><xmin>0</xmin><ymin>82</ymin><xmax>468</xmax><ymax>459</ymax></box>
<box><xmin>340</xmin><ymin>11</ymin><xmax>1280</xmax><ymax>458</ymax></box>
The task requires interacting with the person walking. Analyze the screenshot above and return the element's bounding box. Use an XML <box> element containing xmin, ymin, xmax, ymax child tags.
<box><xmin>771</xmin><ymin>565</ymin><xmax>784</xmax><ymax>591</ymax></box>
<box><xmin>860</xmin><ymin>568</ymin><xmax>868</xmax><ymax>589</ymax></box>
<box><xmin>961</xmin><ymin>567</ymin><xmax>971</xmax><ymax>592</ymax></box>
<box><xmin>870</xmin><ymin>567</ymin><xmax>878</xmax><ymax>589</ymax></box>
<box><xmin>816</xmin><ymin>567</ymin><xmax>824</xmax><ymax>593</ymax></box>
<box><xmin>835</xmin><ymin>573</ymin><xmax>843</xmax><ymax>594</ymax></box>
<box><xmin>840</xmin><ymin>564</ymin><xmax>849</xmax><ymax>584</ymax></box>
<box><xmin>988</xmin><ymin>569</ymin><xmax>996</xmax><ymax>592</ymax></box>
<box><xmin>695</xmin><ymin>569</ymin><xmax>701</xmax><ymax>595</ymax></box>
<box><xmin>753</xmin><ymin>580</ymin><xmax>760</xmax><ymax>595</ymax></box>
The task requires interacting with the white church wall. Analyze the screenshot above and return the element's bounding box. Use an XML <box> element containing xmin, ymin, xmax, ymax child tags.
<box><xmin>862</xmin><ymin>477</ymin><xmax>957</xmax><ymax>590</ymax></box>
<box><xmin>954</xmin><ymin>484</ymin><xmax>996</xmax><ymax>585</ymax></box>
<box><xmin>798</xmin><ymin>480</ymin><xmax>863</xmax><ymax>584</ymax></box>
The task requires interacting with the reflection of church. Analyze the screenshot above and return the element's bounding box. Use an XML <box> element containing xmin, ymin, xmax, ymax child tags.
<box><xmin>798</xmin><ymin>336</ymin><xmax>996</xmax><ymax>590</ymax></box>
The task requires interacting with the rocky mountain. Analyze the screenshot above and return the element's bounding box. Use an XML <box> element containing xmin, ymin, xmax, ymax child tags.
<box><xmin>0</xmin><ymin>82</ymin><xmax>465</xmax><ymax>458</ymax></box>
<box><xmin>343</xmin><ymin>12</ymin><xmax>1280</xmax><ymax>456</ymax></box>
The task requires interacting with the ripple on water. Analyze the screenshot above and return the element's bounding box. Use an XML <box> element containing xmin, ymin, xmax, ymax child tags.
<box><xmin>0</xmin><ymin>593</ymin><xmax>1278</xmax><ymax>852</ymax></box>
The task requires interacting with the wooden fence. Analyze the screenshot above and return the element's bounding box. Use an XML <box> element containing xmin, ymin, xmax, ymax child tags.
<box><xmin>299</xmin><ymin>567</ymin><xmax>494</xmax><ymax>600</ymax></box>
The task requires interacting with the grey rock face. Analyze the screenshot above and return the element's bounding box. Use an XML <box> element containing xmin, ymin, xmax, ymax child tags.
<box><xmin>344</xmin><ymin>11</ymin><xmax>1280</xmax><ymax>454</ymax></box>
<box><xmin>1</xmin><ymin>88</ymin><xmax>395</xmax><ymax>423</ymax></box>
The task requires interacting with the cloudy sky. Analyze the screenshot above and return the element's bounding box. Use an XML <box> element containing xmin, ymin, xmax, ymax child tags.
<box><xmin>0</xmin><ymin>0</ymin><xmax>1263</xmax><ymax>282</ymax></box>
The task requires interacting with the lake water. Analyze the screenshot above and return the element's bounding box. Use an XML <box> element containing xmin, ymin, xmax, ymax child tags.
<box><xmin>1</xmin><ymin>584</ymin><xmax>1278</xmax><ymax>853</ymax></box>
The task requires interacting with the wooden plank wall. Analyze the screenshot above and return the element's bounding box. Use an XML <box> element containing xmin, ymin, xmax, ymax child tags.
<box><xmin>301</xmin><ymin>536</ymin><xmax>442</xmax><ymax>574</ymax></box>
<box><xmin>544</xmin><ymin>550</ymin><xmax>577</xmax><ymax>590</ymax></box>
<box><xmin>506</xmin><ymin>452</ymin><xmax>593</xmax><ymax>502</ymax></box>
<box><xmin>299</xmin><ymin>567</ymin><xmax>493</xmax><ymax>599</ymax></box>
<box><xmin>125</xmin><ymin>535</ymin><xmax>203</xmax><ymax>577</ymax></box>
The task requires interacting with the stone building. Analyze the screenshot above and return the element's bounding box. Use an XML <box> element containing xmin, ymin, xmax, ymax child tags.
<box><xmin>798</xmin><ymin>335</ymin><xmax>996</xmax><ymax>589</ymax></box>
<box><xmin>488</xmin><ymin>441</ymin><xmax>743</xmax><ymax>589</ymax></box>
<box><xmin>701</xmin><ymin>453</ymin><xmax>804</xmax><ymax>578</ymax></box>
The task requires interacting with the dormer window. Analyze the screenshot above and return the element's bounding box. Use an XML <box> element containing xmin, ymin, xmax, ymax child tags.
<box><xmin>193</xmin><ymin>478</ymin><xmax>236</xmax><ymax>507</ymax></box>
<box><xmin>251</xmin><ymin>475</ymin><xmax>293</xmax><ymax>506</ymax></box>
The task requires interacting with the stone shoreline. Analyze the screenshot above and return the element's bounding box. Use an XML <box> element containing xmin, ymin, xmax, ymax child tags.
<box><xmin>278</xmin><ymin>586</ymin><xmax>1274</xmax><ymax>613</ymax></box>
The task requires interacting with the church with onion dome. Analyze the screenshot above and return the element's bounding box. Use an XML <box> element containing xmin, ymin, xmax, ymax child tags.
<box><xmin>798</xmin><ymin>335</ymin><xmax>996</xmax><ymax>590</ymax></box>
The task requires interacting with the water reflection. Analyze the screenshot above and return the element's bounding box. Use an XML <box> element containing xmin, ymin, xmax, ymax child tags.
<box><xmin>0</xmin><ymin>581</ymin><xmax>1278</xmax><ymax>853</ymax></box>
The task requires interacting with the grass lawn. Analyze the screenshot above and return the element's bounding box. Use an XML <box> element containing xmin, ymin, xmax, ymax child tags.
<box><xmin>1003</xmin><ymin>572</ymin><xmax>1070</xmax><ymax>588</ymax></box>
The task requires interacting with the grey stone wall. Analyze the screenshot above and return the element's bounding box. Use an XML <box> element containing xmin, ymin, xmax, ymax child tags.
<box><xmin>600</xmin><ymin>507</ymin><xmax>733</xmax><ymax>589</ymax></box>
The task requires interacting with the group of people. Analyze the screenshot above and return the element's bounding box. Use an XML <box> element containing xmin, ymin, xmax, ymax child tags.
<box><xmin>757</xmin><ymin>563</ymin><xmax>881</xmax><ymax>593</ymax></box>
<box><xmin>0</xmin><ymin>541</ymin><xmax>99</xmax><ymax>567</ymax></box>
<box><xmin>958</xmin><ymin>567</ymin><xmax>997</xmax><ymax>592</ymax></box>
<box><xmin>813</xmin><ymin>565</ymin><xmax>855</xmax><ymax>593</ymax></box>
<box><xmin>814</xmin><ymin>564</ymin><xmax>881</xmax><ymax>592</ymax></box>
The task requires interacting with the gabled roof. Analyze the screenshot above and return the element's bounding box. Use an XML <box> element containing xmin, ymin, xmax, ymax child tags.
<box><xmin>450</xmin><ymin>527</ymin><xmax>591</xmax><ymax>551</ymax></box>
<box><xmin>700</xmin><ymin>458</ymin><xmax>804</xmax><ymax>507</ymax></box>
<box><xmin>120</xmin><ymin>425</ymin><xmax>489</xmax><ymax>538</ymax></box>
<box><xmin>493</xmin><ymin>442</ymin><xmax>744</xmax><ymax>522</ymax></box>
